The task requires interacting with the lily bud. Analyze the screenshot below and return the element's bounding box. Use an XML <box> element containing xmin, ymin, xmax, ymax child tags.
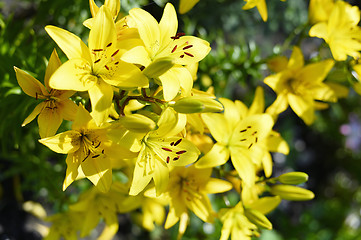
<box><xmin>142</xmin><ymin>57</ymin><xmax>174</xmax><ymax>78</ymax></box>
<box><xmin>172</xmin><ymin>97</ymin><xmax>223</xmax><ymax>114</ymax></box>
<box><xmin>278</xmin><ymin>172</ymin><xmax>309</xmax><ymax>185</ymax></box>
<box><xmin>119</xmin><ymin>114</ymin><xmax>156</xmax><ymax>133</ymax></box>
<box><xmin>244</xmin><ymin>208</ymin><xmax>272</xmax><ymax>230</ymax></box>
<box><xmin>270</xmin><ymin>185</ymin><xmax>315</xmax><ymax>201</ymax></box>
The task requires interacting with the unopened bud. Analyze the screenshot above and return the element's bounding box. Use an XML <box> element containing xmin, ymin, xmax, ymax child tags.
<box><xmin>270</xmin><ymin>185</ymin><xmax>315</xmax><ymax>201</ymax></box>
<box><xmin>119</xmin><ymin>114</ymin><xmax>156</xmax><ymax>133</ymax></box>
<box><xmin>244</xmin><ymin>208</ymin><xmax>272</xmax><ymax>230</ymax></box>
<box><xmin>278</xmin><ymin>172</ymin><xmax>308</xmax><ymax>185</ymax></box>
<box><xmin>142</xmin><ymin>57</ymin><xmax>174</xmax><ymax>78</ymax></box>
<box><xmin>172</xmin><ymin>97</ymin><xmax>223</xmax><ymax>114</ymax></box>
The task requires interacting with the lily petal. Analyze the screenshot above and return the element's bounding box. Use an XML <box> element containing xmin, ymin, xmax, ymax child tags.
<box><xmin>129</xmin><ymin>7</ymin><xmax>160</xmax><ymax>56</ymax></box>
<box><xmin>196</xmin><ymin>143</ymin><xmax>229</xmax><ymax>168</ymax></box>
<box><xmin>39</xmin><ymin>130</ymin><xmax>81</xmax><ymax>154</ymax></box>
<box><xmin>45</xmin><ymin>25</ymin><xmax>92</xmax><ymax>62</ymax></box>
<box><xmin>159</xmin><ymin>3</ymin><xmax>178</xmax><ymax>49</ymax></box>
<box><xmin>81</xmin><ymin>154</ymin><xmax>112</xmax><ymax>192</ymax></box>
<box><xmin>22</xmin><ymin>102</ymin><xmax>46</xmax><ymax>127</ymax></box>
<box><xmin>14</xmin><ymin>67</ymin><xmax>48</xmax><ymax>98</ymax></box>
<box><xmin>44</xmin><ymin>49</ymin><xmax>62</xmax><ymax>91</ymax></box>
<box><xmin>88</xmin><ymin>79</ymin><xmax>113</xmax><ymax>125</ymax></box>
<box><xmin>49</xmin><ymin>58</ymin><xmax>97</xmax><ymax>91</ymax></box>
<box><xmin>38</xmin><ymin>106</ymin><xmax>63</xmax><ymax>138</ymax></box>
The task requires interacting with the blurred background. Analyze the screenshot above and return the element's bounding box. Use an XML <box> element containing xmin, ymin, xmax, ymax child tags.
<box><xmin>1</xmin><ymin>0</ymin><xmax>361</xmax><ymax>239</ymax></box>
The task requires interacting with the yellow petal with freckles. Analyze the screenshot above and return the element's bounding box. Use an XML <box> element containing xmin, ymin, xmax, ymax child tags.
<box><xmin>39</xmin><ymin>130</ymin><xmax>81</xmax><ymax>154</ymax></box>
<box><xmin>50</xmin><ymin>58</ymin><xmax>96</xmax><ymax>91</ymax></box>
<box><xmin>159</xmin><ymin>3</ymin><xmax>178</xmax><ymax>49</ymax></box>
<box><xmin>44</xmin><ymin>49</ymin><xmax>62</xmax><ymax>91</ymax></box>
<box><xmin>88</xmin><ymin>79</ymin><xmax>113</xmax><ymax>126</ymax></box>
<box><xmin>63</xmin><ymin>153</ymin><xmax>80</xmax><ymax>191</ymax></box>
<box><xmin>196</xmin><ymin>143</ymin><xmax>229</xmax><ymax>168</ymax></box>
<box><xmin>38</xmin><ymin>106</ymin><xmax>63</xmax><ymax>138</ymax></box>
<box><xmin>129</xmin><ymin>7</ymin><xmax>160</xmax><ymax>56</ymax></box>
<box><xmin>14</xmin><ymin>67</ymin><xmax>48</xmax><ymax>98</ymax></box>
<box><xmin>81</xmin><ymin>154</ymin><xmax>112</xmax><ymax>192</ymax></box>
<box><xmin>45</xmin><ymin>25</ymin><xmax>92</xmax><ymax>63</ymax></box>
<box><xmin>22</xmin><ymin>102</ymin><xmax>46</xmax><ymax>127</ymax></box>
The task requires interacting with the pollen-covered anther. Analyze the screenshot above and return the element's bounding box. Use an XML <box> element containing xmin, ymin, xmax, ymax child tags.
<box><xmin>184</xmin><ymin>52</ymin><xmax>194</xmax><ymax>57</ymax></box>
<box><xmin>248</xmin><ymin>143</ymin><xmax>253</xmax><ymax>149</ymax></box>
<box><xmin>252</xmin><ymin>131</ymin><xmax>257</xmax><ymax>136</ymax></box>
<box><xmin>94</xmin><ymin>59</ymin><xmax>101</xmax><ymax>63</ymax></box>
<box><xmin>180</xmin><ymin>54</ymin><xmax>184</xmax><ymax>58</ymax></box>
<box><xmin>105</xmin><ymin>65</ymin><xmax>109</xmax><ymax>70</ymax></box>
<box><xmin>92</xmin><ymin>154</ymin><xmax>100</xmax><ymax>158</ymax></box>
<box><xmin>166</xmin><ymin>156</ymin><xmax>170</xmax><ymax>163</ymax></box>
<box><xmin>106</xmin><ymin>42</ymin><xmax>112</xmax><ymax>47</ymax></box>
<box><xmin>240</xmin><ymin>129</ymin><xmax>247</xmax><ymax>133</ymax></box>
<box><xmin>162</xmin><ymin>147</ymin><xmax>172</xmax><ymax>152</ymax></box>
<box><xmin>171</xmin><ymin>45</ymin><xmax>177</xmax><ymax>53</ymax></box>
<box><xmin>174</xmin><ymin>139</ymin><xmax>182</xmax><ymax>146</ymax></box>
<box><xmin>171</xmin><ymin>32</ymin><xmax>185</xmax><ymax>40</ymax></box>
<box><xmin>111</xmin><ymin>49</ymin><xmax>119</xmax><ymax>57</ymax></box>
<box><xmin>92</xmin><ymin>49</ymin><xmax>103</xmax><ymax>52</ymax></box>
<box><xmin>173</xmin><ymin>156</ymin><xmax>180</xmax><ymax>161</ymax></box>
<box><xmin>183</xmin><ymin>45</ymin><xmax>193</xmax><ymax>50</ymax></box>
<box><xmin>176</xmin><ymin>150</ymin><xmax>186</xmax><ymax>154</ymax></box>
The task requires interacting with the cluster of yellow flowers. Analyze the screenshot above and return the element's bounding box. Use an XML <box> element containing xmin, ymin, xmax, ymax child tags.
<box><xmin>13</xmin><ymin>0</ymin><xmax>361</xmax><ymax>239</ymax></box>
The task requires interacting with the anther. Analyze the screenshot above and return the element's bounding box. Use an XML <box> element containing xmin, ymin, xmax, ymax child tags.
<box><xmin>240</xmin><ymin>139</ymin><xmax>246</xmax><ymax>141</ymax></box>
<box><xmin>171</xmin><ymin>45</ymin><xmax>177</xmax><ymax>53</ymax></box>
<box><xmin>105</xmin><ymin>65</ymin><xmax>109</xmax><ymax>70</ymax></box>
<box><xmin>183</xmin><ymin>45</ymin><xmax>193</xmax><ymax>50</ymax></box>
<box><xmin>176</xmin><ymin>150</ymin><xmax>186</xmax><ymax>154</ymax></box>
<box><xmin>106</xmin><ymin>43</ymin><xmax>112</xmax><ymax>47</ymax></box>
<box><xmin>94</xmin><ymin>142</ymin><xmax>101</xmax><ymax>148</ymax></box>
<box><xmin>184</xmin><ymin>52</ymin><xmax>194</xmax><ymax>57</ymax></box>
<box><xmin>93</xmin><ymin>49</ymin><xmax>103</xmax><ymax>52</ymax></box>
<box><xmin>170</xmin><ymin>142</ymin><xmax>174</xmax><ymax>146</ymax></box>
<box><xmin>111</xmin><ymin>50</ymin><xmax>119</xmax><ymax>57</ymax></box>
<box><xmin>248</xmin><ymin>143</ymin><xmax>253</xmax><ymax>149</ymax></box>
<box><xmin>166</xmin><ymin>156</ymin><xmax>170</xmax><ymax>163</ymax></box>
<box><xmin>94</xmin><ymin>59</ymin><xmax>100</xmax><ymax>63</ymax></box>
<box><xmin>240</xmin><ymin>129</ymin><xmax>247</xmax><ymax>133</ymax></box>
<box><xmin>173</xmin><ymin>156</ymin><xmax>179</xmax><ymax>161</ymax></box>
<box><xmin>180</xmin><ymin>54</ymin><xmax>184</xmax><ymax>58</ymax></box>
<box><xmin>255</xmin><ymin>137</ymin><xmax>258</xmax><ymax>143</ymax></box>
<box><xmin>162</xmin><ymin>147</ymin><xmax>172</xmax><ymax>152</ymax></box>
<box><xmin>174</xmin><ymin>139</ymin><xmax>182</xmax><ymax>146</ymax></box>
<box><xmin>92</xmin><ymin>154</ymin><xmax>100</xmax><ymax>158</ymax></box>
<box><xmin>252</xmin><ymin>131</ymin><xmax>257</xmax><ymax>136</ymax></box>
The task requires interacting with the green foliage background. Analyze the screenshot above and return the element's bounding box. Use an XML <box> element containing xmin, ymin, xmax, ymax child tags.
<box><xmin>1</xmin><ymin>0</ymin><xmax>361</xmax><ymax>239</ymax></box>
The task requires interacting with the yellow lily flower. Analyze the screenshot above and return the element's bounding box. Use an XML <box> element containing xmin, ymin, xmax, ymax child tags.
<box><xmin>264</xmin><ymin>46</ymin><xmax>340</xmax><ymax>125</ymax></box>
<box><xmin>129</xmin><ymin>108</ymin><xmax>200</xmax><ymax>196</ymax></box>
<box><xmin>219</xmin><ymin>202</ymin><xmax>258</xmax><ymax>240</ymax></box>
<box><xmin>309</xmin><ymin>1</ymin><xmax>361</xmax><ymax>61</ymax></box>
<box><xmin>195</xmin><ymin>95</ymin><xmax>277</xmax><ymax>185</ymax></box>
<box><xmin>14</xmin><ymin>49</ymin><xmax>77</xmax><ymax>138</ymax></box>
<box><xmin>45</xmin><ymin>6</ymin><xmax>148</xmax><ymax>125</ymax></box>
<box><xmin>179</xmin><ymin>0</ymin><xmax>200</xmax><ymax>14</ymax></box>
<box><xmin>44</xmin><ymin>211</ymin><xmax>85</xmax><ymax>240</ymax></box>
<box><xmin>121</xmin><ymin>3</ymin><xmax>211</xmax><ymax>101</ymax></box>
<box><xmin>165</xmin><ymin>165</ymin><xmax>232</xmax><ymax>238</ymax></box>
<box><xmin>39</xmin><ymin>104</ymin><xmax>136</xmax><ymax>192</ymax></box>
